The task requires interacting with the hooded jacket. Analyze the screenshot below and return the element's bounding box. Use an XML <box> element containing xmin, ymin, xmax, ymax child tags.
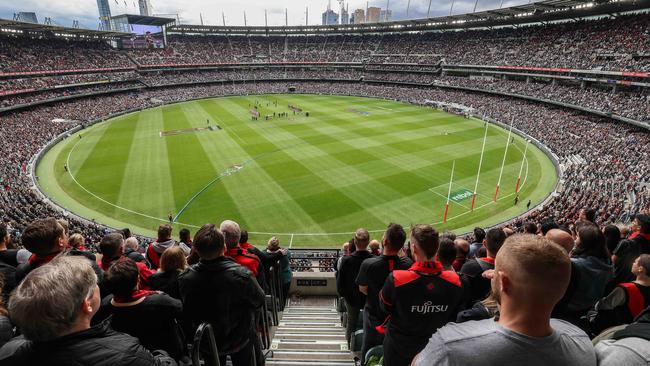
<box><xmin>146</xmin><ymin>239</ymin><xmax>176</xmax><ymax>269</ymax></box>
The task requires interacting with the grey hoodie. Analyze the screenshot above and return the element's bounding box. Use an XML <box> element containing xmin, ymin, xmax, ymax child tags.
<box><xmin>152</xmin><ymin>239</ymin><xmax>176</xmax><ymax>254</ymax></box>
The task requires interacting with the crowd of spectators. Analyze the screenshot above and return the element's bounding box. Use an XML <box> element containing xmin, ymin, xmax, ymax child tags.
<box><xmin>434</xmin><ymin>76</ymin><xmax>650</xmax><ymax>122</ymax></box>
<box><xmin>0</xmin><ymin>36</ymin><xmax>133</xmax><ymax>74</ymax></box>
<box><xmin>333</xmin><ymin>214</ymin><xmax>650</xmax><ymax>365</ymax></box>
<box><xmin>0</xmin><ymin>218</ymin><xmax>291</xmax><ymax>365</ymax></box>
<box><xmin>124</xmin><ymin>13</ymin><xmax>650</xmax><ymax>71</ymax></box>
<box><xmin>0</xmin><ymin>81</ymin><xmax>142</xmax><ymax>108</ymax></box>
<box><xmin>0</xmin><ymin>71</ymin><xmax>139</xmax><ymax>95</ymax></box>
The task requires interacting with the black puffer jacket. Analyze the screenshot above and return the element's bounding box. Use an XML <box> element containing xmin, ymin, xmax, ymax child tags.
<box><xmin>178</xmin><ymin>256</ymin><xmax>265</xmax><ymax>354</ymax></box>
<box><xmin>0</xmin><ymin>319</ymin><xmax>176</xmax><ymax>366</ymax></box>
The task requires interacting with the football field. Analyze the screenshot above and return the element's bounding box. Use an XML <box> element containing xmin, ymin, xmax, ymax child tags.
<box><xmin>37</xmin><ymin>94</ymin><xmax>557</xmax><ymax>247</ymax></box>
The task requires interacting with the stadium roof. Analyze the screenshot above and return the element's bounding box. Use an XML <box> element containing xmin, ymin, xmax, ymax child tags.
<box><xmin>110</xmin><ymin>14</ymin><xmax>176</xmax><ymax>27</ymax></box>
<box><xmin>169</xmin><ymin>0</ymin><xmax>650</xmax><ymax>35</ymax></box>
<box><xmin>0</xmin><ymin>18</ymin><xmax>130</xmax><ymax>38</ymax></box>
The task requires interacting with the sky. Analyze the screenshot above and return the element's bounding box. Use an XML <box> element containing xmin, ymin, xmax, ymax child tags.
<box><xmin>0</xmin><ymin>0</ymin><xmax>533</xmax><ymax>29</ymax></box>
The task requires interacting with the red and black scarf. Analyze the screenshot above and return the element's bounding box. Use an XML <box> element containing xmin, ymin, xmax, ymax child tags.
<box><xmin>113</xmin><ymin>289</ymin><xmax>158</xmax><ymax>304</ymax></box>
<box><xmin>28</xmin><ymin>252</ymin><xmax>60</xmax><ymax>268</ymax></box>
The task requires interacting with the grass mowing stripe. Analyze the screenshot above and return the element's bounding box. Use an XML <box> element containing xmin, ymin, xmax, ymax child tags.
<box><xmin>116</xmin><ymin>108</ymin><xmax>176</xmax><ymax>218</ymax></box>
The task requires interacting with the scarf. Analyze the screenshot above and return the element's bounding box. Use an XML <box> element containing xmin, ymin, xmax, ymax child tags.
<box><xmin>28</xmin><ymin>252</ymin><xmax>60</xmax><ymax>267</ymax></box>
<box><xmin>112</xmin><ymin>289</ymin><xmax>158</xmax><ymax>304</ymax></box>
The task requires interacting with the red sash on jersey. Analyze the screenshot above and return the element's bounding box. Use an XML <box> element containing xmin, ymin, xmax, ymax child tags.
<box><xmin>147</xmin><ymin>244</ymin><xmax>161</xmax><ymax>268</ymax></box>
<box><xmin>620</xmin><ymin>282</ymin><xmax>646</xmax><ymax>319</ymax></box>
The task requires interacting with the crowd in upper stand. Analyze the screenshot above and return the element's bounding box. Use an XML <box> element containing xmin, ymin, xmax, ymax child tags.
<box><xmin>123</xmin><ymin>14</ymin><xmax>650</xmax><ymax>70</ymax></box>
<box><xmin>0</xmin><ymin>36</ymin><xmax>133</xmax><ymax>73</ymax></box>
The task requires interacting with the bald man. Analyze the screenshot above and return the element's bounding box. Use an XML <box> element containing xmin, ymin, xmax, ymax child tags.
<box><xmin>453</xmin><ymin>238</ymin><xmax>470</xmax><ymax>271</ymax></box>
<box><xmin>413</xmin><ymin>234</ymin><xmax>596</xmax><ymax>366</ymax></box>
<box><xmin>546</xmin><ymin>229</ymin><xmax>575</xmax><ymax>253</ymax></box>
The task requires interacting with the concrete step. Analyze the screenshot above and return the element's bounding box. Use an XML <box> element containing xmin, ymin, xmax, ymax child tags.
<box><xmin>266</xmin><ymin>360</ymin><xmax>354</xmax><ymax>366</ymax></box>
<box><xmin>276</xmin><ymin>327</ymin><xmax>345</xmax><ymax>334</ymax></box>
<box><xmin>280</xmin><ymin>322</ymin><xmax>341</xmax><ymax>327</ymax></box>
<box><xmin>268</xmin><ymin>298</ymin><xmax>353</xmax><ymax>366</ymax></box>
<box><xmin>271</xmin><ymin>350</ymin><xmax>352</xmax><ymax>362</ymax></box>
<box><xmin>282</xmin><ymin>314</ymin><xmax>340</xmax><ymax>320</ymax></box>
<box><xmin>272</xmin><ymin>340</ymin><xmax>348</xmax><ymax>351</ymax></box>
<box><xmin>282</xmin><ymin>317</ymin><xmax>340</xmax><ymax>323</ymax></box>
<box><xmin>274</xmin><ymin>332</ymin><xmax>347</xmax><ymax>341</ymax></box>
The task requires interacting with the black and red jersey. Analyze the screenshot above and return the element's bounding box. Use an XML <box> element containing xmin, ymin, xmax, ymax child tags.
<box><xmin>379</xmin><ymin>261</ymin><xmax>463</xmax><ymax>361</ymax></box>
<box><xmin>356</xmin><ymin>255</ymin><xmax>413</xmax><ymax>324</ymax></box>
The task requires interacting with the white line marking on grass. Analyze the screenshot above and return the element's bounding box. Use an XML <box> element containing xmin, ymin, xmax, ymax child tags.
<box><xmin>428</xmin><ymin>188</ymin><xmax>470</xmax><ymax>210</ymax></box>
<box><xmin>289</xmin><ymin>234</ymin><xmax>294</xmax><ymax>248</ymax></box>
<box><xmin>376</xmin><ymin>106</ymin><xmax>395</xmax><ymax>111</ymax></box>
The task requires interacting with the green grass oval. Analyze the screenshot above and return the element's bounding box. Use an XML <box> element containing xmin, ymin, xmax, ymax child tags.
<box><xmin>37</xmin><ymin>94</ymin><xmax>557</xmax><ymax>247</ymax></box>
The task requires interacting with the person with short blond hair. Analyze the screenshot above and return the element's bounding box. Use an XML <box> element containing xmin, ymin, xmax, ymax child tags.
<box><xmin>414</xmin><ymin>234</ymin><xmax>597</xmax><ymax>366</ymax></box>
<box><xmin>68</xmin><ymin>233</ymin><xmax>86</xmax><ymax>251</ymax></box>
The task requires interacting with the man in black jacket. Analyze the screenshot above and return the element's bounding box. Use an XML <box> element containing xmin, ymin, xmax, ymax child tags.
<box><xmin>460</xmin><ymin>227</ymin><xmax>506</xmax><ymax>307</ymax></box>
<box><xmin>336</xmin><ymin>228</ymin><xmax>373</xmax><ymax>346</ymax></box>
<box><xmin>0</xmin><ymin>256</ymin><xmax>174</xmax><ymax>366</ymax></box>
<box><xmin>178</xmin><ymin>224</ymin><xmax>265</xmax><ymax>366</ymax></box>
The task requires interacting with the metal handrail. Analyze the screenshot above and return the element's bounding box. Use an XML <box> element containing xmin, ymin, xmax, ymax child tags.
<box><xmin>192</xmin><ymin>323</ymin><xmax>221</xmax><ymax>366</ymax></box>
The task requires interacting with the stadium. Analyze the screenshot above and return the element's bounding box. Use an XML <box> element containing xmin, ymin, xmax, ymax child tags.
<box><xmin>0</xmin><ymin>0</ymin><xmax>648</xmax><ymax>365</ymax></box>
